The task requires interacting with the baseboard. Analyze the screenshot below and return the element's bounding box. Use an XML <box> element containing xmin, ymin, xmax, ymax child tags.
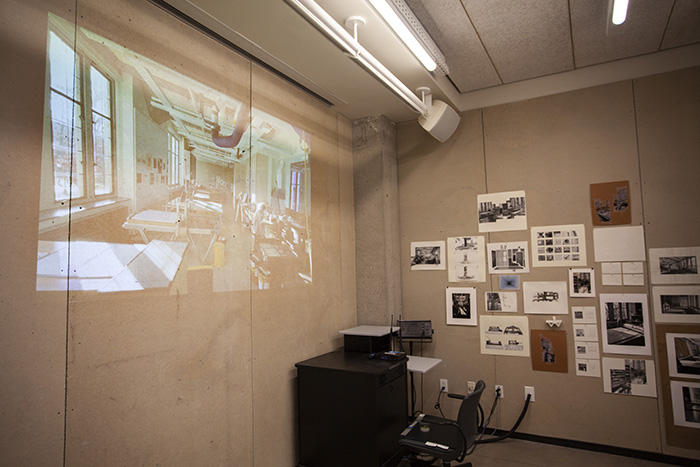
<box><xmin>485</xmin><ymin>429</ymin><xmax>698</xmax><ymax>466</ymax></box>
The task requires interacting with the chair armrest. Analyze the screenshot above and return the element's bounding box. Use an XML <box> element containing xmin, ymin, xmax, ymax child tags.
<box><xmin>447</xmin><ymin>392</ymin><xmax>465</xmax><ymax>400</ymax></box>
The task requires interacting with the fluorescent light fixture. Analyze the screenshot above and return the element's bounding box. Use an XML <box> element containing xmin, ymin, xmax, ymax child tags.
<box><xmin>285</xmin><ymin>0</ymin><xmax>427</xmax><ymax>115</ymax></box>
<box><xmin>367</xmin><ymin>0</ymin><xmax>436</xmax><ymax>71</ymax></box>
<box><xmin>611</xmin><ymin>0</ymin><xmax>629</xmax><ymax>25</ymax></box>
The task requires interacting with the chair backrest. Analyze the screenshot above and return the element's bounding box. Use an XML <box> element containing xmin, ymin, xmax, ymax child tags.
<box><xmin>456</xmin><ymin>379</ymin><xmax>485</xmax><ymax>446</ymax></box>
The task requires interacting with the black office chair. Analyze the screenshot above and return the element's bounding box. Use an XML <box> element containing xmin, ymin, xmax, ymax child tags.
<box><xmin>399</xmin><ymin>379</ymin><xmax>485</xmax><ymax>467</ymax></box>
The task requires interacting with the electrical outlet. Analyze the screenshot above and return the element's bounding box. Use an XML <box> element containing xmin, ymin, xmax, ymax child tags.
<box><xmin>467</xmin><ymin>381</ymin><xmax>476</xmax><ymax>393</ymax></box>
<box><xmin>495</xmin><ymin>384</ymin><xmax>504</xmax><ymax>398</ymax></box>
<box><xmin>440</xmin><ymin>379</ymin><xmax>448</xmax><ymax>392</ymax></box>
<box><xmin>524</xmin><ymin>386</ymin><xmax>535</xmax><ymax>402</ymax></box>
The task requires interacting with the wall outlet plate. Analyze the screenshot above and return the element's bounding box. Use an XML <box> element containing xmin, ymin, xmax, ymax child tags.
<box><xmin>495</xmin><ymin>384</ymin><xmax>504</xmax><ymax>398</ymax></box>
<box><xmin>440</xmin><ymin>379</ymin><xmax>448</xmax><ymax>392</ymax></box>
<box><xmin>525</xmin><ymin>386</ymin><xmax>535</xmax><ymax>402</ymax></box>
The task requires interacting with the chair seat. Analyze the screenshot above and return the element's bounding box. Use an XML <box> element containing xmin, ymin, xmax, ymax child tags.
<box><xmin>399</xmin><ymin>414</ymin><xmax>465</xmax><ymax>461</ymax></box>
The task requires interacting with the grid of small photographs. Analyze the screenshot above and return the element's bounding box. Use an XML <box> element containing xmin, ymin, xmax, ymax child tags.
<box><xmin>531</xmin><ymin>224</ymin><xmax>586</xmax><ymax>268</ymax></box>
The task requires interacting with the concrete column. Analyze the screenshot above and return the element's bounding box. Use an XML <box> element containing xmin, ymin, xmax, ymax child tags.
<box><xmin>352</xmin><ymin>115</ymin><xmax>402</xmax><ymax>326</ymax></box>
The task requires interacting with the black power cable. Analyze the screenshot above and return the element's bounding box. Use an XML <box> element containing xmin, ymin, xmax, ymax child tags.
<box><xmin>475</xmin><ymin>393</ymin><xmax>531</xmax><ymax>444</ymax></box>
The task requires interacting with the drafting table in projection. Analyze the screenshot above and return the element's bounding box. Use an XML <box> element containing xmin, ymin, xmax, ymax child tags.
<box><xmin>122</xmin><ymin>210</ymin><xmax>181</xmax><ymax>243</ymax></box>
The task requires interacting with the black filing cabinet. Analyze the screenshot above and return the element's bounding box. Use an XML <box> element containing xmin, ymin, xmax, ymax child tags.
<box><xmin>296</xmin><ymin>350</ymin><xmax>407</xmax><ymax>467</ymax></box>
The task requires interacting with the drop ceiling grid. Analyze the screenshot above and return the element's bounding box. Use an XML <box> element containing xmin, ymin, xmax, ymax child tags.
<box><xmin>660</xmin><ymin>0</ymin><xmax>700</xmax><ymax>49</ymax></box>
<box><xmin>570</xmin><ymin>0</ymin><xmax>674</xmax><ymax>68</ymax></box>
<box><xmin>460</xmin><ymin>0</ymin><xmax>574</xmax><ymax>84</ymax></box>
<box><xmin>406</xmin><ymin>0</ymin><xmax>501</xmax><ymax>92</ymax></box>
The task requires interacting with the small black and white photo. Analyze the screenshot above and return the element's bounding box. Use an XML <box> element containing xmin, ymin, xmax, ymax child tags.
<box><xmin>487</xmin><ymin>241</ymin><xmax>530</xmax><ymax>274</ymax></box>
<box><xmin>600</xmin><ymin>294</ymin><xmax>652</xmax><ymax>356</ymax></box>
<box><xmin>410</xmin><ymin>241</ymin><xmax>446</xmax><ymax>270</ymax></box>
<box><xmin>666</xmin><ymin>333</ymin><xmax>700</xmax><ymax>380</ymax></box>
<box><xmin>652</xmin><ymin>286</ymin><xmax>700</xmax><ymax>324</ymax></box>
<box><xmin>477</xmin><ymin>190</ymin><xmax>527</xmax><ymax>233</ymax></box>
<box><xmin>569</xmin><ymin>268</ymin><xmax>595</xmax><ymax>297</ymax></box>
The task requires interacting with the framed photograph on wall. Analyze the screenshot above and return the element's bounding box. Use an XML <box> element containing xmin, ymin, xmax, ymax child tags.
<box><xmin>599</xmin><ymin>294</ymin><xmax>651</xmax><ymax>356</ymax></box>
<box><xmin>479</xmin><ymin>315</ymin><xmax>530</xmax><ymax>357</ymax></box>
<box><xmin>652</xmin><ymin>286</ymin><xmax>700</xmax><ymax>324</ymax></box>
<box><xmin>446</xmin><ymin>287</ymin><xmax>477</xmax><ymax>326</ymax></box>
<box><xmin>670</xmin><ymin>380</ymin><xmax>700</xmax><ymax>428</ymax></box>
<box><xmin>477</xmin><ymin>190</ymin><xmax>527</xmax><ymax>233</ymax></box>
<box><xmin>666</xmin><ymin>333</ymin><xmax>700</xmax><ymax>380</ymax></box>
<box><xmin>569</xmin><ymin>268</ymin><xmax>595</xmax><ymax>297</ymax></box>
<box><xmin>487</xmin><ymin>242</ymin><xmax>530</xmax><ymax>274</ymax></box>
<box><xmin>531</xmin><ymin>224</ymin><xmax>586</xmax><ymax>267</ymax></box>
<box><xmin>410</xmin><ymin>241</ymin><xmax>446</xmax><ymax>270</ymax></box>
<box><xmin>602</xmin><ymin>358</ymin><xmax>656</xmax><ymax>397</ymax></box>
<box><xmin>523</xmin><ymin>281</ymin><xmax>568</xmax><ymax>314</ymax></box>
<box><xmin>649</xmin><ymin>247</ymin><xmax>700</xmax><ymax>284</ymax></box>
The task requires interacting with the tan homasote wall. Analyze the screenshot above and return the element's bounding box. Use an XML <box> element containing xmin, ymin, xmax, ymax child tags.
<box><xmin>397</xmin><ymin>67</ymin><xmax>700</xmax><ymax>459</ymax></box>
<box><xmin>0</xmin><ymin>0</ymin><xmax>355</xmax><ymax>466</ymax></box>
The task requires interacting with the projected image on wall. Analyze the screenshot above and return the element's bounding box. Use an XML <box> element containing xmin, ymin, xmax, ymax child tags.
<box><xmin>37</xmin><ymin>14</ymin><xmax>311</xmax><ymax>293</ymax></box>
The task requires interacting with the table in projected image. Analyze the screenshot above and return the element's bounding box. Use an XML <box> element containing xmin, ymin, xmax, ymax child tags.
<box><xmin>122</xmin><ymin>209</ymin><xmax>181</xmax><ymax>243</ymax></box>
<box><xmin>36</xmin><ymin>240</ymin><xmax>188</xmax><ymax>292</ymax></box>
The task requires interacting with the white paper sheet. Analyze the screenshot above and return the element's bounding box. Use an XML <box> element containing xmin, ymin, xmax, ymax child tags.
<box><xmin>593</xmin><ymin>226</ymin><xmax>646</xmax><ymax>262</ymax></box>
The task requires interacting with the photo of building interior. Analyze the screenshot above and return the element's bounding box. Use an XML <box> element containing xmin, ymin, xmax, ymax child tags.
<box><xmin>1</xmin><ymin>0</ymin><xmax>699</xmax><ymax>466</ymax></box>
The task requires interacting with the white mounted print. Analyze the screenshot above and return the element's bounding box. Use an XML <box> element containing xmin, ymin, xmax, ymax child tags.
<box><xmin>671</xmin><ymin>381</ymin><xmax>700</xmax><ymax>428</ymax></box>
<box><xmin>649</xmin><ymin>247</ymin><xmax>700</xmax><ymax>284</ymax></box>
<box><xmin>569</xmin><ymin>268</ymin><xmax>595</xmax><ymax>297</ymax></box>
<box><xmin>485</xmin><ymin>291</ymin><xmax>517</xmax><ymax>312</ymax></box>
<box><xmin>477</xmin><ymin>190</ymin><xmax>527</xmax><ymax>233</ymax></box>
<box><xmin>523</xmin><ymin>281</ymin><xmax>568</xmax><ymax>315</ymax></box>
<box><xmin>446</xmin><ymin>287</ymin><xmax>477</xmax><ymax>326</ymax></box>
<box><xmin>480</xmin><ymin>315</ymin><xmax>530</xmax><ymax>357</ymax></box>
<box><xmin>410</xmin><ymin>241</ymin><xmax>446</xmax><ymax>270</ymax></box>
<box><xmin>666</xmin><ymin>333</ymin><xmax>700</xmax><ymax>380</ymax></box>
<box><xmin>487</xmin><ymin>242</ymin><xmax>530</xmax><ymax>274</ymax></box>
<box><xmin>652</xmin><ymin>286</ymin><xmax>700</xmax><ymax>324</ymax></box>
<box><xmin>599</xmin><ymin>293</ymin><xmax>652</xmax><ymax>356</ymax></box>
<box><xmin>447</xmin><ymin>236</ymin><xmax>486</xmax><ymax>282</ymax></box>
<box><xmin>602</xmin><ymin>358</ymin><xmax>656</xmax><ymax>397</ymax></box>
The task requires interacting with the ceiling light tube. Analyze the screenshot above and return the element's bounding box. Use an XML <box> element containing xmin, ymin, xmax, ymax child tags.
<box><xmin>286</xmin><ymin>0</ymin><xmax>427</xmax><ymax>115</ymax></box>
<box><xmin>611</xmin><ymin>0</ymin><xmax>629</xmax><ymax>25</ymax></box>
<box><xmin>367</xmin><ymin>0</ymin><xmax>437</xmax><ymax>71</ymax></box>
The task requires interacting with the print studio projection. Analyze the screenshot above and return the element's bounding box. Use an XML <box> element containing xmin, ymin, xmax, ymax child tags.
<box><xmin>36</xmin><ymin>14</ymin><xmax>312</xmax><ymax>293</ymax></box>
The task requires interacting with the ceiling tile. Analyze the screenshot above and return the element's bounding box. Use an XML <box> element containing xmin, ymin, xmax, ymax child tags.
<box><xmin>661</xmin><ymin>0</ymin><xmax>700</xmax><ymax>49</ymax></box>
<box><xmin>570</xmin><ymin>0</ymin><xmax>674</xmax><ymax>68</ymax></box>
<box><xmin>407</xmin><ymin>0</ymin><xmax>501</xmax><ymax>92</ymax></box>
<box><xmin>461</xmin><ymin>0</ymin><xmax>574</xmax><ymax>83</ymax></box>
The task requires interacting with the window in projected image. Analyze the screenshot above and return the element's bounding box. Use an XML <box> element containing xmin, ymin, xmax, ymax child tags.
<box><xmin>37</xmin><ymin>14</ymin><xmax>312</xmax><ymax>293</ymax></box>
